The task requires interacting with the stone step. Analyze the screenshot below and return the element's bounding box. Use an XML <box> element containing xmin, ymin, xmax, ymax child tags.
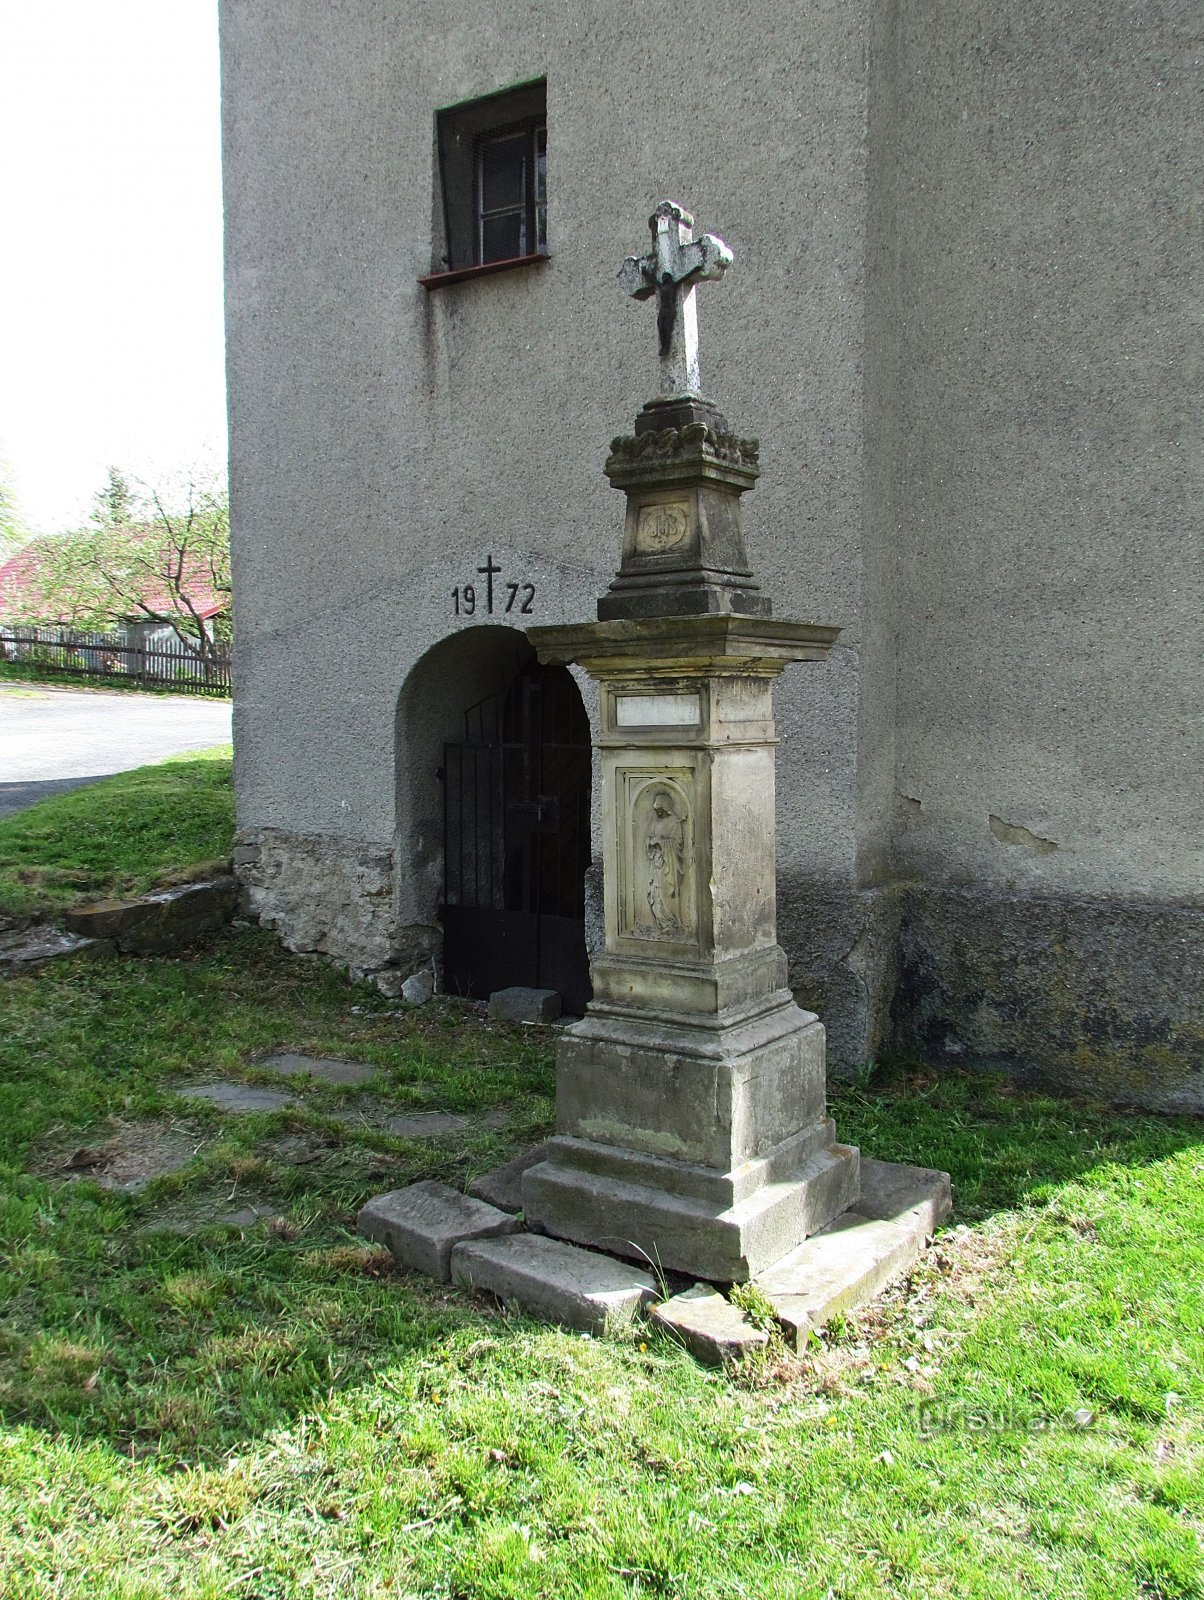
<box><xmin>650</xmin><ymin>1284</ymin><xmax>769</xmax><ymax>1367</ymax></box>
<box><xmin>357</xmin><ymin>1181</ymin><xmax>519</xmax><ymax>1281</ymax></box>
<box><xmin>852</xmin><ymin>1156</ymin><xmax>953</xmax><ymax>1239</ymax></box>
<box><xmin>468</xmin><ymin>1144</ymin><xmax>548</xmax><ymax>1213</ymax></box>
<box><xmin>451</xmin><ymin>1234</ymin><xmax>657</xmax><ymax>1335</ymax></box>
<box><xmin>747</xmin><ymin>1158</ymin><xmax>953</xmax><ymax>1347</ymax></box>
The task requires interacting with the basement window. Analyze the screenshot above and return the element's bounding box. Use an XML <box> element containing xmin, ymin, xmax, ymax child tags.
<box><xmin>423</xmin><ymin>78</ymin><xmax>549</xmax><ymax>287</ymax></box>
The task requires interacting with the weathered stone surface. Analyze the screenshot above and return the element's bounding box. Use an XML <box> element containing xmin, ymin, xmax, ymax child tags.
<box><xmin>523</xmin><ymin>1138</ymin><xmax>859</xmax><ymax>1283</ymax></box>
<box><xmin>468</xmin><ymin>1144</ymin><xmax>549</xmax><ymax>1213</ymax></box>
<box><xmin>357</xmin><ymin>1181</ymin><xmax>519</xmax><ymax>1280</ymax></box>
<box><xmin>64</xmin><ymin>878</ymin><xmax>237</xmax><ymax>954</ymax></box>
<box><xmin>650</xmin><ymin>1284</ymin><xmax>769</xmax><ymax>1365</ymax></box>
<box><xmin>234</xmin><ymin>828</ymin><xmax>399</xmax><ymax>976</ymax></box>
<box><xmin>754</xmin><ymin>1210</ymin><xmax>925</xmax><ymax>1348</ymax></box>
<box><xmin>176</xmin><ymin>1082</ymin><xmax>296</xmax><ymax>1113</ymax></box>
<box><xmin>893</xmin><ymin>885</ymin><xmax>1204</xmax><ymax>1113</ymax></box>
<box><xmin>385</xmin><ymin>1108</ymin><xmax>509</xmax><ymax>1139</ymax></box>
<box><xmin>551</xmin><ymin>1002</ymin><xmax>827</xmax><ymax>1170</ymax></box>
<box><xmin>852</xmin><ymin>1157</ymin><xmax>952</xmax><ymax>1240</ymax></box>
<box><xmin>489</xmin><ymin>986</ymin><xmax>562</xmax><ymax>1024</ymax></box>
<box><xmin>257</xmin><ymin>1052</ymin><xmax>376</xmax><ymax>1086</ymax></box>
<box><xmin>401</xmin><ymin>969</ymin><xmax>434</xmax><ymax>1004</ymax></box>
<box><xmin>0</xmin><ymin>924</ymin><xmax>114</xmax><ymax>974</ymax></box>
<box><xmin>451</xmin><ymin>1234</ymin><xmax>657</xmax><ymax>1334</ymax></box>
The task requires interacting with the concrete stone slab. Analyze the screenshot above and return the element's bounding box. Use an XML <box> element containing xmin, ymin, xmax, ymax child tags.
<box><xmin>220</xmin><ymin>1201</ymin><xmax>279</xmax><ymax>1228</ymax></box>
<box><xmin>451</xmin><ymin>1234</ymin><xmax>657</xmax><ymax>1334</ymax></box>
<box><xmin>356</xmin><ymin>1181</ymin><xmax>519</xmax><ymax>1281</ymax></box>
<box><xmin>650</xmin><ymin>1284</ymin><xmax>769</xmax><ymax>1366</ymax></box>
<box><xmin>176</xmin><ymin>1082</ymin><xmax>296</xmax><ymax>1113</ymax></box>
<box><xmin>488</xmin><ymin>986</ymin><xmax>562</xmax><ymax>1024</ymax></box>
<box><xmin>0</xmin><ymin>925</ymin><xmax>115</xmax><ymax>974</ymax></box>
<box><xmin>385</xmin><ymin>1108</ymin><xmax>510</xmax><ymax>1139</ymax></box>
<box><xmin>852</xmin><ymin>1157</ymin><xmax>952</xmax><ymax>1240</ymax></box>
<box><xmin>468</xmin><ymin>1144</ymin><xmax>549</xmax><ymax>1213</ymax></box>
<box><xmin>64</xmin><ymin>877</ymin><xmax>237</xmax><ymax>955</ymax></box>
<box><xmin>753</xmin><ymin>1210</ymin><xmax>924</xmax><ymax>1348</ymax></box>
<box><xmin>257</xmin><ymin>1052</ymin><xmax>376</xmax><ymax>1086</ymax></box>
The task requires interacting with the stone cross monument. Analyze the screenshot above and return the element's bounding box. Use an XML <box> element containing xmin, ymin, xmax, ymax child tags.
<box><xmin>618</xmin><ymin>200</ymin><xmax>733</xmax><ymax>398</ymax></box>
<box><xmin>358</xmin><ymin>201</ymin><xmax>949</xmax><ymax>1340</ymax></box>
<box><xmin>520</xmin><ymin>203</ymin><xmax>861</xmax><ymax>1280</ymax></box>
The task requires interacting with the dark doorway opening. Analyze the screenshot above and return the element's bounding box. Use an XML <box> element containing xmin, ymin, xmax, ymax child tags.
<box><xmin>441</xmin><ymin>657</ymin><xmax>592</xmax><ymax>1013</ymax></box>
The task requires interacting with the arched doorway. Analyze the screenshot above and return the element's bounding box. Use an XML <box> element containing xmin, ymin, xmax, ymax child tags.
<box><xmin>440</xmin><ymin>654</ymin><xmax>592</xmax><ymax>1012</ymax></box>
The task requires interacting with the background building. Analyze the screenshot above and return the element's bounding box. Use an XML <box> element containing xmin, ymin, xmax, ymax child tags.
<box><xmin>220</xmin><ymin>0</ymin><xmax>1202</xmax><ymax>1109</ymax></box>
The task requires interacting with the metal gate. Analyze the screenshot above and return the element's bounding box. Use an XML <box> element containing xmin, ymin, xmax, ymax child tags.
<box><xmin>441</xmin><ymin>658</ymin><xmax>592</xmax><ymax>1012</ymax></box>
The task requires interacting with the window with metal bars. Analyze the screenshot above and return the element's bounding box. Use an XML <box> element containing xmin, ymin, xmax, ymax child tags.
<box><xmin>428</xmin><ymin>79</ymin><xmax>548</xmax><ymax>282</ymax></box>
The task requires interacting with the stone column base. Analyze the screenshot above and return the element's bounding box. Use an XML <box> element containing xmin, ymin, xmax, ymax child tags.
<box><xmin>522</xmin><ymin>999</ymin><xmax>859</xmax><ymax>1281</ymax></box>
<box><xmin>523</xmin><ymin>1132</ymin><xmax>859</xmax><ymax>1283</ymax></box>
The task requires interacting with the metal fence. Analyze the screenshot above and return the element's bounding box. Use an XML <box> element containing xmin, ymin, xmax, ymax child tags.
<box><xmin>0</xmin><ymin>625</ymin><xmax>232</xmax><ymax>697</ymax></box>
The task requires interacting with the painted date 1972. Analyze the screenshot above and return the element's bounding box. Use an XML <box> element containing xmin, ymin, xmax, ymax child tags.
<box><xmin>452</xmin><ymin>553</ymin><xmax>535</xmax><ymax>616</ymax></box>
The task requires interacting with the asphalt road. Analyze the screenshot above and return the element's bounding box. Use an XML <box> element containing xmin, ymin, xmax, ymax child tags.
<box><xmin>0</xmin><ymin>683</ymin><xmax>232</xmax><ymax>820</ymax></box>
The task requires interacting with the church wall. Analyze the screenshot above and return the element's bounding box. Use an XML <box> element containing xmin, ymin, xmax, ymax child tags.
<box><xmin>220</xmin><ymin>0</ymin><xmax>1201</xmax><ymax>1103</ymax></box>
<box><xmin>221</xmin><ymin>0</ymin><xmax>891</xmax><ymax>1050</ymax></box>
<box><xmin>883</xmin><ymin>0</ymin><xmax>1203</xmax><ymax>1103</ymax></box>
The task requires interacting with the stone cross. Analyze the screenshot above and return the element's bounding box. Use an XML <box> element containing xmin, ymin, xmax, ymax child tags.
<box><xmin>618</xmin><ymin>200</ymin><xmax>733</xmax><ymax>397</ymax></box>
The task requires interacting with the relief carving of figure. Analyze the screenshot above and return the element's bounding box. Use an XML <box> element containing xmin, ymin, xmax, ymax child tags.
<box><xmin>645</xmin><ymin>787</ymin><xmax>687</xmax><ymax>936</ymax></box>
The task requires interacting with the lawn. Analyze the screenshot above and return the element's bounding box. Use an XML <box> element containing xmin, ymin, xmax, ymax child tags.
<box><xmin>0</xmin><ymin>760</ymin><xmax>1200</xmax><ymax>1598</ymax></box>
<box><xmin>0</xmin><ymin>745</ymin><xmax>234</xmax><ymax>922</ymax></box>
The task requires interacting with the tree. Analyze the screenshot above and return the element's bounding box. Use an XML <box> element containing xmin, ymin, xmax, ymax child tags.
<box><xmin>11</xmin><ymin>468</ymin><xmax>231</xmax><ymax>667</ymax></box>
<box><xmin>0</xmin><ymin>459</ymin><xmax>28</xmax><ymax>561</ymax></box>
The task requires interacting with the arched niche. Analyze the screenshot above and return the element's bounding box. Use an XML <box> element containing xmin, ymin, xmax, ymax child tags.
<box><xmin>395</xmin><ymin>624</ymin><xmax>593</xmax><ymax>1009</ymax></box>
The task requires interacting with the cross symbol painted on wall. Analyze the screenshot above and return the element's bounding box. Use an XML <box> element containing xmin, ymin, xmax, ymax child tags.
<box><xmin>617</xmin><ymin>200</ymin><xmax>733</xmax><ymax>398</ymax></box>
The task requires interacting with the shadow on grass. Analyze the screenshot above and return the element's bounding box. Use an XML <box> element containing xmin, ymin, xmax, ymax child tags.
<box><xmin>831</xmin><ymin>1059</ymin><xmax>1204</xmax><ymax>1223</ymax></box>
<box><xmin>1</xmin><ymin>927</ymin><xmax>1200</xmax><ymax>1466</ymax></box>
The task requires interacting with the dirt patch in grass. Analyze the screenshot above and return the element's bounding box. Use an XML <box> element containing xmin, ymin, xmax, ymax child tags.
<box><xmin>33</xmin><ymin>1119</ymin><xmax>208</xmax><ymax>1193</ymax></box>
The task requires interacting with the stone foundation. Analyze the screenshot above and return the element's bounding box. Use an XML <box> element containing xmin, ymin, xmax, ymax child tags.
<box><xmin>777</xmin><ymin>878</ymin><xmax>901</xmax><ymax>1076</ymax></box>
<box><xmin>234</xmin><ymin>829</ymin><xmax>1203</xmax><ymax>1111</ymax></box>
<box><xmin>892</xmin><ymin>885</ymin><xmax>1204</xmax><ymax>1114</ymax></box>
<box><xmin>233</xmin><ymin>826</ymin><xmax>437</xmax><ymax>989</ymax></box>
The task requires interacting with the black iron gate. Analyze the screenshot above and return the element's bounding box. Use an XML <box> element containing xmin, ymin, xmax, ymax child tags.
<box><xmin>441</xmin><ymin>659</ymin><xmax>592</xmax><ymax>1013</ymax></box>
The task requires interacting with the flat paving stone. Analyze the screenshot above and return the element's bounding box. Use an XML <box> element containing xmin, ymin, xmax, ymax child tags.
<box><xmin>176</xmin><ymin>1082</ymin><xmax>297</xmax><ymax>1113</ymax></box>
<box><xmin>452</xmin><ymin>1234</ymin><xmax>657</xmax><ymax>1335</ymax></box>
<box><xmin>356</xmin><ymin>1180</ymin><xmax>519</xmax><ymax>1281</ymax></box>
<box><xmin>1</xmin><ymin>925</ymin><xmax>115</xmax><ymax>974</ymax></box>
<box><xmin>468</xmin><ymin>1144</ymin><xmax>548</xmax><ymax>1213</ymax></box>
<box><xmin>385</xmin><ymin>1108</ymin><xmax>510</xmax><ymax>1138</ymax></box>
<box><xmin>754</xmin><ymin>1211</ymin><xmax>923</xmax><ymax>1349</ymax></box>
<box><xmin>220</xmin><ymin>1201</ymin><xmax>279</xmax><ymax>1228</ymax></box>
<box><xmin>650</xmin><ymin>1284</ymin><xmax>769</xmax><ymax>1366</ymax></box>
<box><xmin>488</xmin><ymin>986</ymin><xmax>562</xmax><ymax>1024</ymax></box>
<box><xmin>257</xmin><ymin>1052</ymin><xmax>377</xmax><ymax>1086</ymax></box>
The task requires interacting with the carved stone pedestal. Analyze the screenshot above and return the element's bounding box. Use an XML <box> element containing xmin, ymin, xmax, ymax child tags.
<box><xmin>521</xmin><ymin>616</ymin><xmax>857</xmax><ymax>1281</ymax></box>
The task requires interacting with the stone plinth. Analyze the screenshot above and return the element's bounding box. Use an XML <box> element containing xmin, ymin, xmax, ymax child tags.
<box><xmin>599</xmin><ymin>414</ymin><xmax>769</xmax><ymax>620</ymax></box>
<box><xmin>521</xmin><ymin>615</ymin><xmax>856</xmax><ymax>1281</ymax></box>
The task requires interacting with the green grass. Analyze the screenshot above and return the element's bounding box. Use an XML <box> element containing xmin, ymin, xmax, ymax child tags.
<box><xmin>0</xmin><ymin>745</ymin><xmax>234</xmax><ymax>922</ymax></box>
<box><xmin>0</xmin><ymin>766</ymin><xmax>1200</xmax><ymax>1596</ymax></box>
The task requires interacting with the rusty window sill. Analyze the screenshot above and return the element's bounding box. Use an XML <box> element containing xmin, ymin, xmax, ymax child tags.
<box><xmin>418</xmin><ymin>252</ymin><xmax>551</xmax><ymax>290</ymax></box>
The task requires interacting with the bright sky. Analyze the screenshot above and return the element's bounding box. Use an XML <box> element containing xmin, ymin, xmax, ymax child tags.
<box><xmin>0</xmin><ymin>1</ymin><xmax>225</xmax><ymax>535</ymax></box>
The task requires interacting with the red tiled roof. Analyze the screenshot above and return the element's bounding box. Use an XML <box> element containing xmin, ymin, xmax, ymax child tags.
<box><xmin>0</xmin><ymin>536</ymin><xmax>228</xmax><ymax>624</ymax></box>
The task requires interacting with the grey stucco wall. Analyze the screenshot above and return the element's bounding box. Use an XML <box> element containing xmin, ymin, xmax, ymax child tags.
<box><xmin>873</xmin><ymin>0</ymin><xmax>1203</xmax><ymax>1100</ymax></box>
<box><xmin>886</xmin><ymin>0</ymin><xmax>1203</xmax><ymax>903</ymax></box>
<box><xmin>221</xmin><ymin>0</ymin><xmax>886</xmax><ymax>1044</ymax></box>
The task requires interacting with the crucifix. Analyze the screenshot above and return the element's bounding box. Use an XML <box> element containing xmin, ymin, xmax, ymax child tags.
<box><xmin>621</xmin><ymin>200</ymin><xmax>733</xmax><ymax>400</ymax></box>
<box><xmin>618</xmin><ymin>200</ymin><xmax>733</xmax><ymax>398</ymax></box>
